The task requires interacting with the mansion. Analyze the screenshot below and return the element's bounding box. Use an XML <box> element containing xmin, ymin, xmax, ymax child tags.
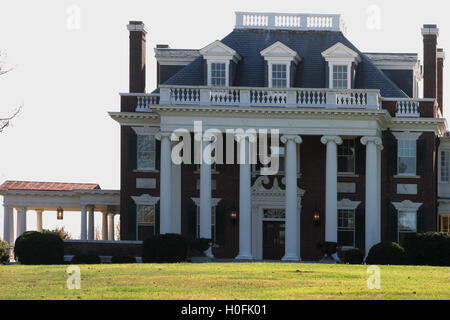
<box><xmin>3</xmin><ymin>12</ymin><xmax>450</xmax><ymax>261</ymax></box>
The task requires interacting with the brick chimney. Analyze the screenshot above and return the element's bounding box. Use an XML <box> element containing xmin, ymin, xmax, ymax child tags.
<box><xmin>127</xmin><ymin>21</ymin><xmax>148</xmax><ymax>93</ymax></box>
<box><xmin>437</xmin><ymin>48</ymin><xmax>445</xmax><ymax>114</ymax></box>
<box><xmin>422</xmin><ymin>24</ymin><xmax>439</xmax><ymax>99</ymax></box>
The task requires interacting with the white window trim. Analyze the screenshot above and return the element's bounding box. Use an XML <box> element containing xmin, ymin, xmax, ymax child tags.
<box><xmin>268</xmin><ymin>62</ymin><xmax>290</xmax><ymax>89</ymax></box>
<box><xmin>191</xmin><ymin>197</ymin><xmax>222</xmax><ymax>243</ymax></box>
<box><xmin>329</xmin><ymin>62</ymin><xmax>351</xmax><ymax>89</ymax></box>
<box><xmin>207</xmin><ymin>60</ymin><xmax>229</xmax><ymax>87</ymax></box>
<box><xmin>439</xmin><ymin>149</ymin><xmax>450</xmax><ymax>184</ymax></box>
<box><xmin>131</xmin><ymin>195</ymin><xmax>160</xmax><ymax>240</ymax></box>
<box><xmin>393</xmin><ymin>131</ymin><xmax>422</xmax><ymax>178</ymax></box>
<box><xmin>337</xmin><ymin>199</ymin><xmax>361</xmax><ymax>210</ymax></box>
<box><xmin>337</xmin><ymin>138</ymin><xmax>356</xmax><ymax>175</ymax></box>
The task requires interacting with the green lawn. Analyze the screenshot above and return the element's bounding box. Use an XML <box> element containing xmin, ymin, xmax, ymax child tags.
<box><xmin>0</xmin><ymin>263</ymin><xmax>449</xmax><ymax>300</ymax></box>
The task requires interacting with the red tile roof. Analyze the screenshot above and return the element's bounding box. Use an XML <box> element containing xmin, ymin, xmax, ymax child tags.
<box><xmin>0</xmin><ymin>181</ymin><xmax>101</xmax><ymax>192</ymax></box>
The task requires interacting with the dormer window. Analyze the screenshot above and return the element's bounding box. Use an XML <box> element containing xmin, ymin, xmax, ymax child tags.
<box><xmin>200</xmin><ymin>40</ymin><xmax>241</xmax><ymax>87</ymax></box>
<box><xmin>261</xmin><ymin>41</ymin><xmax>301</xmax><ymax>88</ymax></box>
<box><xmin>321</xmin><ymin>42</ymin><xmax>361</xmax><ymax>90</ymax></box>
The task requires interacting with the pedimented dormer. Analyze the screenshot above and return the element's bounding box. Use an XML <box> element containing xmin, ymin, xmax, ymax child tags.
<box><xmin>200</xmin><ymin>40</ymin><xmax>241</xmax><ymax>87</ymax></box>
<box><xmin>321</xmin><ymin>42</ymin><xmax>361</xmax><ymax>89</ymax></box>
<box><xmin>261</xmin><ymin>41</ymin><xmax>301</xmax><ymax>88</ymax></box>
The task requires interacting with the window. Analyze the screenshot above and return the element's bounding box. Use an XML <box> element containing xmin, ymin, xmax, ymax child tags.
<box><xmin>398</xmin><ymin>211</ymin><xmax>417</xmax><ymax>245</ymax></box>
<box><xmin>332</xmin><ymin>65</ymin><xmax>349</xmax><ymax>89</ymax></box>
<box><xmin>197</xmin><ymin>206</ymin><xmax>216</xmax><ymax>244</ymax></box>
<box><xmin>210</xmin><ymin>63</ymin><xmax>226</xmax><ymax>87</ymax></box>
<box><xmin>338</xmin><ymin>209</ymin><xmax>355</xmax><ymax>247</ymax></box>
<box><xmin>137</xmin><ymin>135</ymin><xmax>156</xmax><ymax>170</ymax></box>
<box><xmin>398</xmin><ymin>140</ymin><xmax>417</xmax><ymax>175</ymax></box>
<box><xmin>441</xmin><ymin>215</ymin><xmax>450</xmax><ymax>234</ymax></box>
<box><xmin>441</xmin><ymin>151</ymin><xmax>450</xmax><ymax>182</ymax></box>
<box><xmin>338</xmin><ymin>139</ymin><xmax>355</xmax><ymax>174</ymax></box>
<box><xmin>271</xmin><ymin>64</ymin><xmax>288</xmax><ymax>88</ymax></box>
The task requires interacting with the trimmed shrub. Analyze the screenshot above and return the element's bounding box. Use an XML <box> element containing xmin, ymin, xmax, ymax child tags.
<box><xmin>111</xmin><ymin>255</ymin><xmax>136</xmax><ymax>264</ymax></box>
<box><xmin>0</xmin><ymin>240</ymin><xmax>9</xmax><ymax>264</ymax></box>
<box><xmin>14</xmin><ymin>231</ymin><xmax>64</xmax><ymax>265</ymax></box>
<box><xmin>343</xmin><ymin>249</ymin><xmax>364</xmax><ymax>265</ymax></box>
<box><xmin>189</xmin><ymin>238</ymin><xmax>211</xmax><ymax>255</ymax></box>
<box><xmin>366</xmin><ymin>242</ymin><xmax>407</xmax><ymax>265</ymax></box>
<box><xmin>71</xmin><ymin>254</ymin><xmax>101</xmax><ymax>264</ymax></box>
<box><xmin>143</xmin><ymin>234</ymin><xmax>188</xmax><ymax>263</ymax></box>
<box><xmin>403</xmin><ymin>233</ymin><xmax>450</xmax><ymax>266</ymax></box>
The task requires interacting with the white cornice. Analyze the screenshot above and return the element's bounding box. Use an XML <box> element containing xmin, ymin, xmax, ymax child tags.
<box><xmin>131</xmin><ymin>194</ymin><xmax>160</xmax><ymax>206</ymax></box>
<box><xmin>109</xmin><ymin>112</ymin><xmax>160</xmax><ymax>127</ymax></box>
<box><xmin>321</xmin><ymin>42</ymin><xmax>362</xmax><ymax>64</ymax></box>
<box><xmin>337</xmin><ymin>198</ymin><xmax>361</xmax><ymax>210</ymax></box>
<box><xmin>260</xmin><ymin>41</ymin><xmax>301</xmax><ymax>64</ymax></box>
<box><xmin>392</xmin><ymin>200</ymin><xmax>423</xmax><ymax>211</ymax></box>
<box><xmin>191</xmin><ymin>197</ymin><xmax>222</xmax><ymax>207</ymax></box>
<box><xmin>200</xmin><ymin>40</ymin><xmax>241</xmax><ymax>63</ymax></box>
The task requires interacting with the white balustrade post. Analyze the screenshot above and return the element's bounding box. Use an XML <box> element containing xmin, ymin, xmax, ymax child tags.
<box><xmin>235</xmin><ymin>134</ymin><xmax>254</xmax><ymax>260</ymax></box>
<box><xmin>80</xmin><ymin>205</ymin><xmax>87</xmax><ymax>240</ymax></box>
<box><xmin>19</xmin><ymin>206</ymin><xmax>27</xmax><ymax>236</ymax></box>
<box><xmin>159</xmin><ymin>87</ymin><xmax>171</xmax><ymax>104</ymax></box>
<box><xmin>88</xmin><ymin>206</ymin><xmax>95</xmax><ymax>240</ymax></box>
<box><xmin>281</xmin><ymin>135</ymin><xmax>303</xmax><ymax>261</ymax></box>
<box><xmin>361</xmin><ymin>137</ymin><xmax>383</xmax><ymax>257</ymax></box>
<box><xmin>108</xmin><ymin>214</ymin><xmax>115</xmax><ymax>241</ymax></box>
<box><xmin>200</xmin><ymin>88</ymin><xmax>211</xmax><ymax>106</ymax></box>
<box><xmin>286</xmin><ymin>91</ymin><xmax>297</xmax><ymax>108</ymax></box>
<box><xmin>102</xmin><ymin>212</ymin><xmax>108</xmax><ymax>240</ymax></box>
<box><xmin>36</xmin><ymin>210</ymin><xmax>43</xmax><ymax>232</ymax></box>
<box><xmin>321</xmin><ymin>136</ymin><xmax>343</xmax><ymax>243</ymax></box>
<box><xmin>198</xmin><ymin>135</ymin><xmax>213</xmax><ymax>257</ymax></box>
<box><xmin>157</xmin><ymin>132</ymin><xmax>173</xmax><ymax>234</ymax></box>
<box><xmin>240</xmin><ymin>89</ymin><xmax>251</xmax><ymax>107</ymax></box>
<box><xmin>3</xmin><ymin>204</ymin><xmax>10</xmax><ymax>245</ymax></box>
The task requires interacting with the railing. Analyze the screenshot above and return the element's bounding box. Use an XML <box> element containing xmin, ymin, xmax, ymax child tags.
<box><xmin>136</xmin><ymin>94</ymin><xmax>160</xmax><ymax>112</ymax></box>
<box><xmin>395</xmin><ymin>100</ymin><xmax>420</xmax><ymax>118</ymax></box>
<box><xmin>145</xmin><ymin>86</ymin><xmax>380</xmax><ymax>110</ymax></box>
<box><xmin>235</xmin><ymin>12</ymin><xmax>346</xmax><ymax>33</ymax></box>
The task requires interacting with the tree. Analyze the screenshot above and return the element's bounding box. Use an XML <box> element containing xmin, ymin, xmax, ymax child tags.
<box><xmin>0</xmin><ymin>51</ymin><xmax>21</xmax><ymax>133</ymax></box>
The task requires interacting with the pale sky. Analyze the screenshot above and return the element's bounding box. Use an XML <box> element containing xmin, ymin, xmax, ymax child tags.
<box><xmin>1</xmin><ymin>0</ymin><xmax>450</xmax><ymax>239</ymax></box>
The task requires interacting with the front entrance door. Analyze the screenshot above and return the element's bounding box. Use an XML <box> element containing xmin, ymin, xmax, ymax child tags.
<box><xmin>263</xmin><ymin>221</ymin><xmax>285</xmax><ymax>260</ymax></box>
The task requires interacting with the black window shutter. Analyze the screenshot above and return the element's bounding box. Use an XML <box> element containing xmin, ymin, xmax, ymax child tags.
<box><xmin>215</xmin><ymin>205</ymin><xmax>226</xmax><ymax>246</ymax></box>
<box><xmin>417</xmin><ymin>209</ymin><xmax>427</xmax><ymax>233</ymax></box>
<box><xmin>190</xmin><ymin>134</ymin><xmax>196</xmax><ymax>171</ymax></box>
<box><xmin>416</xmin><ymin>139</ymin><xmax>427</xmax><ymax>176</ymax></box>
<box><xmin>355</xmin><ymin>207</ymin><xmax>365</xmax><ymax>251</ymax></box>
<box><xmin>155</xmin><ymin>202</ymin><xmax>160</xmax><ymax>235</ymax></box>
<box><xmin>155</xmin><ymin>138</ymin><xmax>161</xmax><ymax>171</ymax></box>
<box><xmin>290</xmin><ymin>61</ymin><xmax>296</xmax><ymax>87</ymax></box>
<box><xmin>355</xmin><ymin>140</ymin><xmax>366</xmax><ymax>175</ymax></box>
<box><xmin>188</xmin><ymin>204</ymin><xmax>197</xmax><ymax>239</ymax></box>
<box><xmin>264</xmin><ymin>61</ymin><xmax>268</xmax><ymax>87</ymax></box>
<box><xmin>388</xmin><ymin>207</ymin><xmax>398</xmax><ymax>243</ymax></box>
<box><xmin>127</xmin><ymin>201</ymin><xmax>137</xmax><ymax>240</ymax></box>
<box><xmin>128</xmin><ymin>133</ymin><xmax>137</xmax><ymax>170</ymax></box>
<box><xmin>388</xmin><ymin>138</ymin><xmax>398</xmax><ymax>176</ymax></box>
<box><xmin>203</xmin><ymin>59</ymin><xmax>208</xmax><ymax>86</ymax></box>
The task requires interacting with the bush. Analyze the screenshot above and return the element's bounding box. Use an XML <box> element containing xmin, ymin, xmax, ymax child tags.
<box><xmin>143</xmin><ymin>234</ymin><xmax>188</xmax><ymax>263</ymax></box>
<box><xmin>189</xmin><ymin>238</ymin><xmax>211</xmax><ymax>253</ymax></box>
<box><xmin>111</xmin><ymin>255</ymin><xmax>136</xmax><ymax>264</ymax></box>
<box><xmin>0</xmin><ymin>240</ymin><xmax>9</xmax><ymax>264</ymax></box>
<box><xmin>403</xmin><ymin>233</ymin><xmax>450</xmax><ymax>266</ymax></box>
<box><xmin>343</xmin><ymin>249</ymin><xmax>364</xmax><ymax>265</ymax></box>
<box><xmin>71</xmin><ymin>254</ymin><xmax>101</xmax><ymax>264</ymax></box>
<box><xmin>366</xmin><ymin>242</ymin><xmax>407</xmax><ymax>265</ymax></box>
<box><xmin>14</xmin><ymin>231</ymin><xmax>64</xmax><ymax>265</ymax></box>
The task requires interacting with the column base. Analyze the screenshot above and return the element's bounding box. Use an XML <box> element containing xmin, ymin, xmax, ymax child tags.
<box><xmin>281</xmin><ymin>254</ymin><xmax>301</xmax><ymax>262</ymax></box>
<box><xmin>204</xmin><ymin>246</ymin><xmax>214</xmax><ymax>258</ymax></box>
<box><xmin>235</xmin><ymin>253</ymin><xmax>254</xmax><ymax>261</ymax></box>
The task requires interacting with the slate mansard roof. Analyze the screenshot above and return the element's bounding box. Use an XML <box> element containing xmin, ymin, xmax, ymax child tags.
<box><xmin>161</xmin><ymin>29</ymin><xmax>408</xmax><ymax>98</ymax></box>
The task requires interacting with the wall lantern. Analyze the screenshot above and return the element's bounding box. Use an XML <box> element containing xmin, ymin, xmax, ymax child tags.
<box><xmin>230</xmin><ymin>209</ymin><xmax>238</xmax><ymax>221</ymax></box>
<box><xmin>313</xmin><ymin>208</ymin><xmax>320</xmax><ymax>226</ymax></box>
<box><xmin>56</xmin><ymin>207</ymin><xmax>64</xmax><ymax>220</ymax></box>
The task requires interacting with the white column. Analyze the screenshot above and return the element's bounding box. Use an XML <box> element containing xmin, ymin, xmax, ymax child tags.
<box><xmin>108</xmin><ymin>214</ymin><xmax>115</xmax><ymax>240</ymax></box>
<box><xmin>3</xmin><ymin>204</ymin><xmax>10</xmax><ymax>244</ymax></box>
<box><xmin>36</xmin><ymin>210</ymin><xmax>43</xmax><ymax>232</ymax></box>
<box><xmin>9</xmin><ymin>208</ymin><xmax>14</xmax><ymax>245</ymax></box>
<box><xmin>88</xmin><ymin>206</ymin><xmax>95</xmax><ymax>240</ymax></box>
<box><xmin>361</xmin><ymin>137</ymin><xmax>383</xmax><ymax>256</ymax></box>
<box><xmin>102</xmin><ymin>212</ymin><xmax>108</xmax><ymax>240</ymax></box>
<box><xmin>157</xmin><ymin>133</ymin><xmax>172</xmax><ymax>234</ymax></box>
<box><xmin>321</xmin><ymin>136</ymin><xmax>343</xmax><ymax>243</ymax></box>
<box><xmin>235</xmin><ymin>134</ymin><xmax>254</xmax><ymax>260</ymax></box>
<box><xmin>171</xmin><ymin>161</ymin><xmax>182</xmax><ymax>234</ymax></box>
<box><xmin>80</xmin><ymin>205</ymin><xmax>87</xmax><ymax>240</ymax></box>
<box><xmin>19</xmin><ymin>206</ymin><xmax>27</xmax><ymax>236</ymax></box>
<box><xmin>16</xmin><ymin>209</ymin><xmax>21</xmax><ymax>239</ymax></box>
<box><xmin>199</xmin><ymin>137</ymin><xmax>213</xmax><ymax>258</ymax></box>
<box><xmin>281</xmin><ymin>135</ymin><xmax>303</xmax><ymax>261</ymax></box>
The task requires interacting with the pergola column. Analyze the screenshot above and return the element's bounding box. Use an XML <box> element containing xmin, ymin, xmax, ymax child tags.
<box><xmin>235</xmin><ymin>133</ymin><xmax>254</xmax><ymax>260</ymax></box>
<box><xmin>321</xmin><ymin>136</ymin><xmax>343</xmax><ymax>243</ymax></box>
<box><xmin>156</xmin><ymin>132</ymin><xmax>172</xmax><ymax>234</ymax></box>
<box><xmin>102</xmin><ymin>212</ymin><xmax>108</xmax><ymax>240</ymax></box>
<box><xmin>19</xmin><ymin>206</ymin><xmax>27</xmax><ymax>236</ymax></box>
<box><xmin>3</xmin><ymin>204</ymin><xmax>10</xmax><ymax>244</ymax></box>
<box><xmin>9</xmin><ymin>208</ymin><xmax>14</xmax><ymax>244</ymax></box>
<box><xmin>80</xmin><ymin>205</ymin><xmax>87</xmax><ymax>240</ymax></box>
<box><xmin>36</xmin><ymin>210</ymin><xmax>43</xmax><ymax>232</ymax></box>
<box><xmin>88</xmin><ymin>206</ymin><xmax>95</xmax><ymax>240</ymax></box>
<box><xmin>281</xmin><ymin>135</ymin><xmax>303</xmax><ymax>262</ymax></box>
<box><xmin>361</xmin><ymin>137</ymin><xmax>383</xmax><ymax>256</ymax></box>
<box><xmin>108</xmin><ymin>214</ymin><xmax>115</xmax><ymax>240</ymax></box>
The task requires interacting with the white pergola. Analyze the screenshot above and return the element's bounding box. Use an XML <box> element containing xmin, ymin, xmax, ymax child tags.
<box><xmin>0</xmin><ymin>181</ymin><xmax>120</xmax><ymax>245</ymax></box>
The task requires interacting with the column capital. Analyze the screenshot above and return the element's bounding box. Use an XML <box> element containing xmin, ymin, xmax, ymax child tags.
<box><xmin>155</xmin><ymin>132</ymin><xmax>172</xmax><ymax>141</ymax></box>
<box><xmin>361</xmin><ymin>136</ymin><xmax>383</xmax><ymax>150</ymax></box>
<box><xmin>321</xmin><ymin>136</ymin><xmax>343</xmax><ymax>145</ymax></box>
<box><xmin>234</xmin><ymin>133</ymin><xmax>257</xmax><ymax>143</ymax></box>
<box><xmin>280</xmin><ymin>135</ymin><xmax>302</xmax><ymax>144</ymax></box>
